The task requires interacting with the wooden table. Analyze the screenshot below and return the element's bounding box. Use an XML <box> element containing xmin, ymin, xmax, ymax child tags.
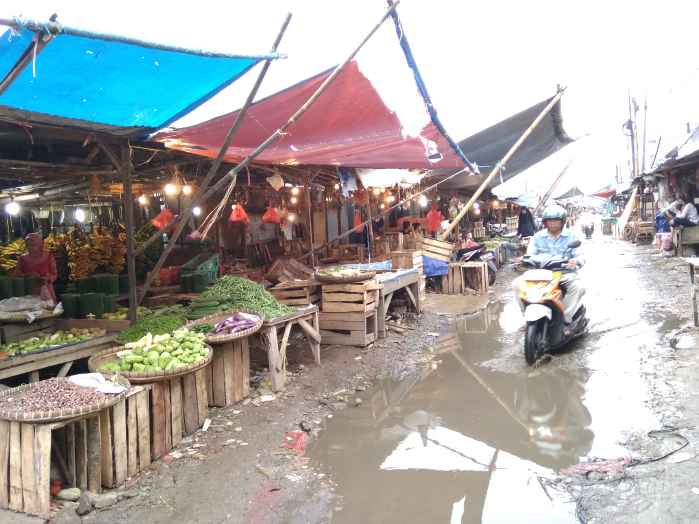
<box><xmin>0</xmin><ymin>334</ymin><xmax>116</xmax><ymax>383</ymax></box>
<box><xmin>375</xmin><ymin>269</ymin><xmax>421</xmax><ymax>338</ymax></box>
<box><xmin>257</xmin><ymin>306</ymin><xmax>321</xmax><ymax>392</ymax></box>
<box><xmin>688</xmin><ymin>258</ymin><xmax>699</xmax><ymax>326</ymax></box>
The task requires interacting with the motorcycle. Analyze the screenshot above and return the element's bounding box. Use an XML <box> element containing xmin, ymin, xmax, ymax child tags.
<box><xmin>518</xmin><ymin>240</ymin><xmax>587</xmax><ymax>365</ymax></box>
<box><xmin>457</xmin><ymin>243</ymin><xmax>497</xmax><ymax>286</ymax></box>
<box><xmin>582</xmin><ymin>223</ymin><xmax>594</xmax><ymax>239</ymax></box>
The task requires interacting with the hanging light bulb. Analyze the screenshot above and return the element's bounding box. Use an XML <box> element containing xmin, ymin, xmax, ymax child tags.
<box><xmin>291</xmin><ymin>186</ymin><xmax>300</xmax><ymax>196</ymax></box>
<box><xmin>334</xmin><ymin>183</ymin><xmax>340</xmax><ymax>190</ymax></box>
<box><xmin>74</xmin><ymin>208</ymin><xmax>86</xmax><ymax>223</ymax></box>
<box><xmin>474</xmin><ymin>208</ymin><xmax>481</xmax><ymax>216</ymax></box>
<box><xmin>372</xmin><ymin>187</ymin><xmax>381</xmax><ymax>196</ymax></box>
<box><xmin>5</xmin><ymin>201</ymin><xmax>20</xmax><ymax>216</ymax></box>
<box><xmin>192</xmin><ymin>206</ymin><xmax>202</xmax><ymax>217</ymax></box>
<box><xmin>287</xmin><ymin>213</ymin><xmax>297</xmax><ymax>222</ymax></box>
<box><xmin>418</xmin><ymin>195</ymin><xmax>428</xmax><ymax>208</ymax></box>
<box><xmin>473</xmin><ymin>202</ymin><xmax>480</xmax><ymax>210</ymax></box>
<box><xmin>164</xmin><ymin>183</ymin><xmax>178</xmax><ymax>196</ymax></box>
<box><xmin>138</xmin><ymin>194</ymin><xmax>149</xmax><ymax>206</ymax></box>
<box><xmin>290</xmin><ymin>196</ymin><xmax>298</xmax><ymax>205</ymax></box>
<box><xmin>182</xmin><ymin>185</ymin><xmax>193</xmax><ymax>196</ymax></box>
<box><xmin>380</xmin><ymin>203</ymin><xmax>386</xmax><ymax>210</ymax></box>
<box><xmin>231</xmin><ymin>204</ymin><xmax>237</xmax><ymax>210</ymax></box>
<box><xmin>386</xmin><ymin>195</ymin><xmax>396</xmax><ymax>204</ymax></box>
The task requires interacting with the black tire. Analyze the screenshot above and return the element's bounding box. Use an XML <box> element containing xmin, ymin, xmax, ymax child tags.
<box><xmin>525</xmin><ymin>321</ymin><xmax>546</xmax><ymax>365</ymax></box>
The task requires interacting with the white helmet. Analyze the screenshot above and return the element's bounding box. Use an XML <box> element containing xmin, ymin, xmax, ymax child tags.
<box><xmin>542</xmin><ymin>204</ymin><xmax>567</xmax><ymax>222</ymax></box>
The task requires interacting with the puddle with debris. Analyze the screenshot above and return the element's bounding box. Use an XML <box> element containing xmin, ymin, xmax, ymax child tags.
<box><xmin>310</xmin><ymin>240</ymin><xmax>679</xmax><ymax>523</ymax></box>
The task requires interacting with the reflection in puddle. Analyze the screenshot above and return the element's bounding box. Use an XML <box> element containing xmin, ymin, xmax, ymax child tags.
<box><xmin>311</xmin><ymin>243</ymin><xmax>676</xmax><ymax>523</ymax></box>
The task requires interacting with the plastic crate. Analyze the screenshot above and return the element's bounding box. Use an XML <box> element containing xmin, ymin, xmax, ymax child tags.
<box><xmin>181</xmin><ymin>253</ymin><xmax>219</xmax><ymax>285</ymax></box>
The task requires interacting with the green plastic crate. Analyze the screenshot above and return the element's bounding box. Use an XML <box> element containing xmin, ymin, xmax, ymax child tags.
<box><xmin>181</xmin><ymin>253</ymin><xmax>219</xmax><ymax>285</ymax></box>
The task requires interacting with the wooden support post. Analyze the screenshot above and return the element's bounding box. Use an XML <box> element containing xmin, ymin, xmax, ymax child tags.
<box><xmin>121</xmin><ymin>145</ymin><xmax>138</xmax><ymax>324</ymax></box>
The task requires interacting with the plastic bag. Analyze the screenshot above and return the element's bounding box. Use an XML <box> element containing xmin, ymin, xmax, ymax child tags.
<box><xmin>262</xmin><ymin>207</ymin><xmax>281</xmax><ymax>224</ymax></box>
<box><xmin>151</xmin><ymin>208</ymin><xmax>175</xmax><ymax>230</ymax></box>
<box><xmin>228</xmin><ymin>204</ymin><xmax>250</xmax><ymax>224</ymax></box>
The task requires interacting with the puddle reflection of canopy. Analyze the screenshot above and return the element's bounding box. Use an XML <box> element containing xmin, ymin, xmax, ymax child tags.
<box><xmin>156</xmin><ymin>61</ymin><xmax>466</xmax><ymax>169</ymax></box>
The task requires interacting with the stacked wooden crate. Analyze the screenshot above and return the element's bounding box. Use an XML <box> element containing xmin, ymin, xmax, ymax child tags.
<box><xmin>269</xmin><ymin>280</ymin><xmax>320</xmax><ymax>307</ymax></box>
<box><xmin>319</xmin><ymin>280</ymin><xmax>380</xmax><ymax>347</ymax></box>
<box><xmin>391</xmin><ymin>250</ymin><xmax>425</xmax><ymax>301</ymax></box>
<box><xmin>420</xmin><ymin>238</ymin><xmax>453</xmax><ymax>262</ymax></box>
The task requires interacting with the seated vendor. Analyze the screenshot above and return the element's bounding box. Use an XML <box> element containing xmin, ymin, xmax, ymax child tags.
<box><xmin>670</xmin><ymin>197</ymin><xmax>699</xmax><ymax>229</ymax></box>
<box><xmin>17</xmin><ymin>233</ymin><xmax>57</xmax><ymax>303</ymax></box>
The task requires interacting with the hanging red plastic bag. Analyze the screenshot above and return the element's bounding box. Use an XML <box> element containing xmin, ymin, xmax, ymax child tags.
<box><xmin>425</xmin><ymin>205</ymin><xmax>443</xmax><ymax>233</ymax></box>
<box><xmin>262</xmin><ymin>206</ymin><xmax>281</xmax><ymax>224</ymax></box>
<box><xmin>228</xmin><ymin>204</ymin><xmax>250</xmax><ymax>224</ymax></box>
<box><xmin>151</xmin><ymin>208</ymin><xmax>175</xmax><ymax>230</ymax></box>
<box><xmin>353</xmin><ymin>210</ymin><xmax>363</xmax><ymax>233</ymax></box>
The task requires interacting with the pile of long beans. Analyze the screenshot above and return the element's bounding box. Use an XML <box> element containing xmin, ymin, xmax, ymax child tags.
<box><xmin>202</xmin><ymin>276</ymin><xmax>292</xmax><ymax>318</ymax></box>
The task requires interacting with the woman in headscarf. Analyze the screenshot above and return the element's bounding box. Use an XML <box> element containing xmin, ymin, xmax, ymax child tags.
<box><xmin>17</xmin><ymin>233</ymin><xmax>58</xmax><ymax>303</ymax></box>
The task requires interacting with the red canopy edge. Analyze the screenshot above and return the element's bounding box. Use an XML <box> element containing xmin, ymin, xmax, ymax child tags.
<box><xmin>155</xmin><ymin>61</ymin><xmax>465</xmax><ymax>169</ymax></box>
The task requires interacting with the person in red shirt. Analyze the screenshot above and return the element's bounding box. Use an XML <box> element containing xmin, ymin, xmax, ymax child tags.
<box><xmin>17</xmin><ymin>233</ymin><xmax>58</xmax><ymax>303</ymax></box>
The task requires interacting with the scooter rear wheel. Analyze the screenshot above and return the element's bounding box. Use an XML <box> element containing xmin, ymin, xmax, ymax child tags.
<box><xmin>525</xmin><ymin>321</ymin><xmax>546</xmax><ymax>365</ymax></box>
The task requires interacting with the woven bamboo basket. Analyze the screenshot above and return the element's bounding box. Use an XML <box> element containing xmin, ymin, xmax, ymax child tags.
<box><xmin>88</xmin><ymin>345</ymin><xmax>212</xmax><ymax>384</ymax></box>
<box><xmin>186</xmin><ymin>310</ymin><xmax>263</xmax><ymax>345</ymax></box>
<box><xmin>0</xmin><ymin>376</ymin><xmax>130</xmax><ymax>423</ymax></box>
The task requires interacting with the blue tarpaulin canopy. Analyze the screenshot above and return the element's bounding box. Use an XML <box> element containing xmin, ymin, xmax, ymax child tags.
<box><xmin>0</xmin><ymin>19</ymin><xmax>277</xmax><ymax>137</ymax></box>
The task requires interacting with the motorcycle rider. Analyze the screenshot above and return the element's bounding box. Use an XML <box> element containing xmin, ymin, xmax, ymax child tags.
<box><xmin>513</xmin><ymin>205</ymin><xmax>585</xmax><ymax>334</ymax></box>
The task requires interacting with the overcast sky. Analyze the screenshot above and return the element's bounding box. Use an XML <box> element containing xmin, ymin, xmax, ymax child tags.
<box><xmin>2</xmin><ymin>0</ymin><xmax>698</xmax><ymax>194</ymax></box>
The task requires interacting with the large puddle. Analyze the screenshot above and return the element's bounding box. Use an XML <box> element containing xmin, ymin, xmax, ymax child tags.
<box><xmin>309</xmin><ymin>238</ymin><xmax>679</xmax><ymax>523</ymax></box>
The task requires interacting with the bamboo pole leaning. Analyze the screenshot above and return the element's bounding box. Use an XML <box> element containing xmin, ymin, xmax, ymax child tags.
<box><xmin>136</xmin><ymin>13</ymin><xmax>293</xmax><ymax>304</ymax></box>
<box><xmin>439</xmin><ymin>89</ymin><xmax>565</xmax><ymax>240</ymax></box>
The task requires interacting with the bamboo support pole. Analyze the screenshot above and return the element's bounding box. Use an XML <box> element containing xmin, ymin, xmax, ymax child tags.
<box><xmin>135</xmin><ymin>14</ymin><xmax>293</xmax><ymax>304</ymax></box>
<box><xmin>439</xmin><ymin>89</ymin><xmax>565</xmax><ymax>240</ymax></box>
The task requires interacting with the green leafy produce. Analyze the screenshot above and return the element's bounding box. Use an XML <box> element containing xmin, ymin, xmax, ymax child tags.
<box><xmin>1</xmin><ymin>328</ymin><xmax>105</xmax><ymax>357</ymax></box>
<box><xmin>103</xmin><ymin>328</ymin><xmax>210</xmax><ymax>374</ymax></box>
<box><xmin>200</xmin><ymin>276</ymin><xmax>292</xmax><ymax>319</ymax></box>
<box><xmin>115</xmin><ymin>314</ymin><xmax>185</xmax><ymax>344</ymax></box>
<box><xmin>190</xmin><ymin>323</ymin><xmax>214</xmax><ymax>335</ymax></box>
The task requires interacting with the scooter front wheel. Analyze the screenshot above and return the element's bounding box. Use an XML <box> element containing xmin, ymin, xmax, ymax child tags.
<box><xmin>524</xmin><ymin>320</ymin><xmax>547</xmax><ymax>365</ymax></box>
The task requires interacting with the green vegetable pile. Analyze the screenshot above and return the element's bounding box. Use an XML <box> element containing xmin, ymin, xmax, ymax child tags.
<box><xmin>187</xmin><ymin>298</ymin><xmax>225</xmax><ymax>320</ymax></box>
<box><xmin>115</xmin><ymin>313</ymin><xmax>185</xmax><ymax>344</ymax></box>
<box><xmin>1</xmin><ymin>328</ymin><xmax>105</xmax><ymax>357</ymax></box>
<box><xmin>200</xmin><ymin>276</ymin><xmax>292</xmax><ymax>319</ymax></box>
<box><xmin>190</xmin><ymin>323</ymin><xmax>214</xmax><ymax>335</ymax></box>
<box><xmin>101</xmin><ymin>328</ymin><xmax>209</xmax><ymax>374</ymax></box>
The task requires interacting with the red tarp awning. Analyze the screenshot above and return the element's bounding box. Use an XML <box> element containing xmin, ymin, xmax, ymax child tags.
<box><xmin>591</xmin><ymin>189</ymin><xmax>616</xmax><ymax>199</ymax></box>
<box><xmin>155</xmin><ymin>61</ymin><xmax>465</xmax><ymax>169</ymax></box>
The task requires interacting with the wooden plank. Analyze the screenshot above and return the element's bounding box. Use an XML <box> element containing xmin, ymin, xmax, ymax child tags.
<box><xmin>297</xmin><ymin>319</ymin><xmax>321</xmax><ymax>343</ymax></box>
<box><xmin>322</xmin><ymin>301</ymin><xmax>374</xmax><ymax>313</ymax></box>
<box><xmin>319</xmin><ymin>311</ymin><xmax>369</xmax><ymax>323</ymax></box>
<box><xmin>241</xmin><ymin>338</ymin><xmax>250</xmax><ymax>396</ymax></box>
<box><xmin>265</xmin><ymin>326</ymin><xmax>284</xmax><ymax>392</ymax></box>
<box><xmin>277</xmin><ymin>296</ymin><xmax>317</xmax><ymax>305</ymax></box>
<box><xmin>75</xmin><ymin>420</ymin><xmax>88</xmax><ymax>490</ymax></box>
<box><xmin>195</xmin><ymin>369</ymin><xmax>208</xmax><ymax>426</ymax></box>
<box><xmin>270</xmin><ymin>288</ymin><xmax>311</xmax><ymax>299</ymax></box>
<box><xmin>232</xmin><ymin>342</ymin><xmax>244</xmax><ymax>403</ymax></box>
<box><xmin>126</xmin><ymin>395</ymin><xmax>138</xmax><ymax>477</ymax></box>
<box><xmin>20</xmin><ymin>424</ymin><xmax>37</xmax><ymax>515</ymax></box>
<box><xmin>321</xmin><ymin>282</ymin><xmax>381</xmax><ymax>293</ymax></box>
<box><xmin>322</xmin><ymin>292</ymin><xmax>366</xmax><ymax>303</ymax></box>
<box><xmin>319</xmin><ymin>319</ymin><xmax>367</xmax><ymax>331</ymax></box>
<box><xmin>182</xmin><ymin>372</ymin><xmax>199</xmax><ymax>434</ymax></box>
<box><xmin>222</xmin><ymin>343</ymin><xmax>235</xmax><ymax>405</ymax></box>
<box><xmin>112</xmin><ymin>400</ymin><xmax>128</xmax><ymax>486</ymax></box>
<box><xmin>211</xmin><ymin>347</ymin><xmax>227</xmax><ymax>407</ymax></box>
<box><xmin>204</xmin><ymin>365</ymin><xmax>213</xmax><ymax>406</ymax></box>
<box><xmin>86</xmin><ymin>416</ymin><xmax>101</xmax><ymax>493</ymax></box>
<box><xmin>135</xmin><ymin>390</ymin><xmax>151</xmax><ymax>470</ymax></box>
<box><xmin>0</xmin><ymin>420</ymin><xmax>9</xmax><ymax>508</ymax></box>
<box><xmin>99</xmin><ymin>410</ymin><xmax>114</xmax><ymax>488</ymax></box>
<box><xmin>150</xmin><ymin>382</ymin><xmax>168</xmax><ymax>460</ymax></box>
<box><xmin>162</xmin><ymin>380</ymin><xmax>172</xmax><ymax>451</ymax></box>
<box><xmin>169</xmin><ymin>378</ymin><xmax>183</xmax><ymax>447</ymax></box>
<box><xmin>8</xmin><ymin>421</ymin><xmax>21</xmax><ymax>511</ymax></box>
<box><xmin>34</xmin><ymin>425</ymin><xmax>51</xmax><ymax>518</ymax></box>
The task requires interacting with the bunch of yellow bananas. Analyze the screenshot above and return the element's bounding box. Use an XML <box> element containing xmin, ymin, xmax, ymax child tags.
<box><xmin>108</xmin><ymin>232</ymin><xmax>127</xmax><ymax>274</ymax></box>
<box><xmin>88</xmin><ymin>227</ymin><xmax>114</xmax><ymax>270</ymax></box>
<box><xmin>0</xmin><ymin>239</ymin><xmax>25</xmax><ymax>273</ymax></box>
<box><xmin>65</xmin><ymin>230</ymin><xmax>94</xmax><ymax>281</ymax></box>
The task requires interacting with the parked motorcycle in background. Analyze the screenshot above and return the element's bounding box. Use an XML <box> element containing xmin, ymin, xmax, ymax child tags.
<box><xmin>457</xmin><ymin>243</ymin><xmax>498</xmax><ymax>286</ymax></box>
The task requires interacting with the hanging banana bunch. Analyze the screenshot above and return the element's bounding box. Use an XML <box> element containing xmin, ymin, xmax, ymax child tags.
<box><xmin>0</xmin><ymin>239</ymin><xmax>25</xmax><ymax>273</ymax></box>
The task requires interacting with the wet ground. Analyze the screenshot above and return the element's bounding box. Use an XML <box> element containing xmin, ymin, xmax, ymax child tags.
<box><xmin>305</xmin><ymin>235</ymin><xmax>699</xmax><ymax>523</ymax></box>
<box><xmin>7</xmin><ymin>235</ymin><xmax>699</xmax><ymax>524</ymax></box>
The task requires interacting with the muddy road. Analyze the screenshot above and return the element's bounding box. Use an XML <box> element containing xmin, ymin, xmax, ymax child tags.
<box><xmin>306</xmin><ymin>237</ymin><xmax>699</xmax><ymax>523</ymax></box>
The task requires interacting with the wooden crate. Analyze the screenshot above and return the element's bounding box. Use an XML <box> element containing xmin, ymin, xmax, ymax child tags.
<box><xmin>421</xmin><ymin>238</ymin><xmax>454</xmax><ymax>262</ymax></box>
<box><xmin>442</xmin><ymin>262</ymin><xmax>489</xmax><ymax>295</ymax></box>
<box><xmin>99</xmin><ymin>387</ymin><xmax>151</xmax><ymax>489</ymax></box>
<box><xmin>443</xmin><ymin>263</ymin><xmax>465</xmax><ymax>295</ymax></box>
<box><xmin>319</xmin><ymin>310</ymin><xmax>378</xmax><ymax>347</ymax></box>
<box><xmin>204</xmin><ymin>338</ymin><xmax>250</xmax><ymax>407</ymax></box>
<box><xmin>391</xmin><ymin>250</ymin><xmax>423</xmax><ymax>273</ymax></box>
<box><xmin>269</xmin><ymin>280</ymin><xmax>320</xmax><ymax>306</ymax></box>
<box><xmin>320</xmin><ymin>281</ymin><xmax>381</xmax><ymax>313</ymax></box>
<box><xmin>473</xmin><ymin>226</ymin><xmax>487</xmax><ymax>240</ymax></box>
<box><xmin>461</xmin><ymin>261</ymin><xmax>489</xmax><ymax>295</ymax></box>
<box><xmin>0</xmin><ymin>319</ymin><xmax>55</xmax><ymax>344</ymax></box>
<box><xmin>0</xmin><ymin>414</ymin><xmax>102</xmax><ymax>518</ymax></box>
<box><xmin>149</xmin><ymin>370</ymin><xmax>208</xmax><ymax>460</ymax></box>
